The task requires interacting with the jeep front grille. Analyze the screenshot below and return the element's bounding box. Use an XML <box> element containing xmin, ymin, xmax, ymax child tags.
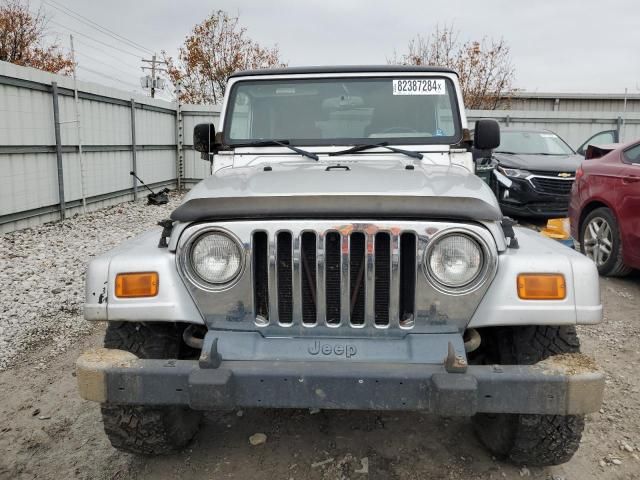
<box><xmin>252</xmin><ymin>229</ymin><xmax>417</xmax><ymax>329</ymax></box>
<box><xmin>178</xmin><ymin>220</ymin><xmax>499</xmax><ymax>337</ymax></box>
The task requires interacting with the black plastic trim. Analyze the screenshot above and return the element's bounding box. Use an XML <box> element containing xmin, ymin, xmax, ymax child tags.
<box><xmin>229</xmin><ymin>65</ymin><xmax>458</xmax><ymax>78</ymax></box>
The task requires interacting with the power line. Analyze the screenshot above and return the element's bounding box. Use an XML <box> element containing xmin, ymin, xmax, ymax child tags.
<box><xmin>78</xmin><ymin>70</ymin><xmax>139</xmax><ymax>90</ymax></box>
<box><xmin>43</xmin><ymin>0</ymin><xmax>153</xmax><ymax>55</ymax></box>
<box><xmin>49</xmin><ymin>19</ymin><xmax>143</xmax><ymax>59</ymax></box>
<box><xmin>77</xmin><ymin>65</ymin><xmax>141</xmax><ymax>90</ymax></box>
<box><xmin>75</xmin><ymin>39</ymin><xmax>140</xmax><ymax>70</ymax></box>
<box><xmin>75</xmin><ymin>50</ymin><xmax>141</xmax><ymax>80</ymax></box>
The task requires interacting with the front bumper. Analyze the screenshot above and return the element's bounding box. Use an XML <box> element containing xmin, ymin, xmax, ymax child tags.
<box><xmin>77</xmin><ymin>348</ymin><xmax>604</xmax><ymax>416</ymax></box>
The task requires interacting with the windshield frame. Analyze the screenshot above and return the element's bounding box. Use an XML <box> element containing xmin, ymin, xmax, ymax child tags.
<box><xmin>495</xmin><ymin>130</ymin><xmax>576</xmax><ymax>156</ymax></box>
<box><xmin>221</xmin><ymin>74</ymin><xmax>464</xmax><ymax>148</ymax></box>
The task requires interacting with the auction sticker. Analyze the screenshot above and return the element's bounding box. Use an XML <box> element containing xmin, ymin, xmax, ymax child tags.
<box><xmin>392</xmin><ymin>79</ymin><xmax>446</xmax><ymax>95</ymax></box>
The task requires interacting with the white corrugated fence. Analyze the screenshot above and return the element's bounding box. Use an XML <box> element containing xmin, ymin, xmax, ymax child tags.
<box><xmin>0</xmin><ymin>61</ymin><xmax>220</xmax><ymax>233</ymax></box>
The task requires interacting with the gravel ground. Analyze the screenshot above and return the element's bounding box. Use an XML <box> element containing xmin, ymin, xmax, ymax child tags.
<box><xmin>0</xmin><ymin>203</ymin><xmax>639</xmax><ymax>480</ymax></box>
<box><xmin>0</xmin><ymin>193</ymin><xmax>184</xmax><ymax>370</ymax></box>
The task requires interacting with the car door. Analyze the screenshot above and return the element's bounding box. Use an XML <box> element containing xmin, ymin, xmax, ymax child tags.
<box><xmin>576</xmin><ymin>130</ymin><xmax>619</xmax><ymax>156</ymax></box>
<box><xmin>618</xmin><ymin>143</ymin><xmax>640</xmax><ymax>265</ymax></box>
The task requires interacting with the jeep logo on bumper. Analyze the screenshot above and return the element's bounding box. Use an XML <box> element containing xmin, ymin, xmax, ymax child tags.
<box><xmin>308</xmin><ymin>340</ymin><xmax>357</xmax><ymax>358</ymax></box>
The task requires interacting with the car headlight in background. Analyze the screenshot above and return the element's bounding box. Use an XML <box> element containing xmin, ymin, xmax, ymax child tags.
<box><xmin>190</xmin><ymin>231</ymin><xmax>243</xmax><ymax>285</ymax></box>
<box><xmin>426</xmin><ymin>233</ymin><xmax>484</xmax><ymax>289</ymax></box>
<box><xmin>498</xmin><ymin>166</ymin><xmax>532</xmax><ymax>179</ymax></box>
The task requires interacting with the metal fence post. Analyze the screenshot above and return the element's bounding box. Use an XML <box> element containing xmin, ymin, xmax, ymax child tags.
<box><xmin>176</xmin><ymin>80</ymin><xmax>184</xmax><ymax>192</ymax></box>
<box><xmin>130</xmin><ymin>99</ymin><xmax>138</xmax><ymax>201</ymax></box>
<box><xmin>616</xmin><ymin>116</ymin><xmax>623</xmax><ymax>142</ymax></box>
<box><xmin>51</xmin><ymin>81</ymin><xmax>66</xmax><ymax>220</ymax></box>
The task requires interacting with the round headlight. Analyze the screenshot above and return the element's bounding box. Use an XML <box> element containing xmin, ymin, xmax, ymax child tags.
<box><xmin>427</xmin><ymin>234</ymin><xmax>483</xmax><ymax>288</ymax></box>
<box><xmin>190</xmin><ymin>232</ymin><xmax>243</xmax><ymax>284</ymax></box>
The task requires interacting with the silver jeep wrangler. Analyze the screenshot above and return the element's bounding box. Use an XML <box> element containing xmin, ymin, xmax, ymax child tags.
<box><xmin>77</xmin><ymin>66</ymin><xmax>604</xmax><ymax>466</ymax></box>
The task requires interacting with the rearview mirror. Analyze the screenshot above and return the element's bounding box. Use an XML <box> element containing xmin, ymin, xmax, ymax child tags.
<box><xmin>194</xmin><ymin>123</ymin><xmax>217</xmax><ymax>160</ymax></box>
<box><xmin>474</xmin><ymin>119</ymin><xmax>500</xmax><ymax>150</ymax></box>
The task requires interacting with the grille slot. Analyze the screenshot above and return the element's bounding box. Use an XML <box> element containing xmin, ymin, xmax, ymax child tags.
<box><xmin>276</xmin><ymin>232</ymin><xmax>293</xmax><ymax>325</ymax></box>
<box><xmin>325</xmin><ymin>232</ymin><xmax>341</xmax><ymax>325</ymax></box>
<box><xmin>252</xmin><ymin>232</ymin><xmax>269</xmax><ymax>321</ymax></box>
<box><xmin>530</xmin><ymin>176</ymin><xmax>574</xmax><ymax>195</ymax></box>
<box><xmin>300</xmin><ymin>232</ymin><xmax>317</xmax><ymax>325</ymax></box>
<box><xmin>399</xmin><ymin>233</ymin><xmax>416</xmax><ymax>326</ymax></box>
<box><xmin>349</xmin><ymin>232</ymin><xmax>366</xmax><ymax>325</ymax></box>
<box><xmin>254</xmin><ymin>228</ymin><xmax>417</xmax><ymax>330</ymax></box>
<box><xmin>374</xmin><ymin>233</ymin><xmax>391</xmax><ymax>326</ymax></box>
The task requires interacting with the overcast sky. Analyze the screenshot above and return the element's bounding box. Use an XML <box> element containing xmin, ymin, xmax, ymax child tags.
<box><xmin>39</xmin><ymin>0</ymin><xmax>640</xmax><ymax>98</ymax></box>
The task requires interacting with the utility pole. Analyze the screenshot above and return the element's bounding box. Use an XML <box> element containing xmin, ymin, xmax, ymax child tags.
<box><xmin>141</xmin><ymin>54</ymin><xmax>167</xmax><ymax>98</ymax></box>
<box><xmin>70</xmin><ymin>34</ymin><xmax>87</xmax><ymax>213</ymax></box>
<box><xmin>150</xmin><ymin>53</ymin><xmax>156</xmax><ymax>98</ymax></box>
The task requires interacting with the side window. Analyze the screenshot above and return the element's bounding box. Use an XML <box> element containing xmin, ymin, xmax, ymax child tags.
<box><xmin>229</xmin><ymin>92</ymin><xmax>252</xmax><ymax>139</ymax></box>
<box><xmin>589</xmin><ymin>130</ymin><xmax>616</xmax><ymax>145</ymax></box>
<box><xmin>623</xmin><ymin>144</ymin><xmax>640</xmax><ymax>164</ymax></box>
<box><xmin>435</xmin><ymin>95</ymin><xmax>455</xmax><ymax>136</ymax></box>
<box><xmin>576</xmin><ymin>130</ymin><xmax>617</xmax><ymax>156</ymax></box>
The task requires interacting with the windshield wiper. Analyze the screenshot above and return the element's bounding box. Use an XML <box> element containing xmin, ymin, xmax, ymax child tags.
<box><xmin>233</xmin><ymin>140</ymin><xmax>318</xmax><ymax>161</ymax></box>
<box><xmin>329</xmin><ymin>142</ymin><xmax>423</xmax><ymax>160</ymax></box>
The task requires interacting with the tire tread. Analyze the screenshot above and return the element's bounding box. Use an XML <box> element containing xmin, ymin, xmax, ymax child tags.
<box><xmin>101</xmin><ymin>322</ymin><xmax>201</xmax><ymax>455</ymax></box>
<box><xmin>472</xmin><ymin>325</ymin><xmax>585</xmax><ymax>466</ymax></box>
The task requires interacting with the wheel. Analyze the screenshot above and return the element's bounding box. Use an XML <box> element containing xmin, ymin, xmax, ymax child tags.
<box><xmin>580</xmin><ymin>207</ymin><xmax>632</xmax><ymax>276</ymax></box>
<box><xmin>101</xmin><ymin>322</ymin><xmax>202</xmax><ymax>455</ymax></box>
<box><xmin>471</xmin><ymin>326</ymin><xmax>585</xmax><ymax>466</ymax></box>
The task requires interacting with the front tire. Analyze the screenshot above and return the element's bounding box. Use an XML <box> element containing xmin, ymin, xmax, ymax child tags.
<box><xmin>580</xmin><ymin>207</ymin><xmax>631</xmax><ymax>276</ymax></box>
<box><xmin>471</xmin><ymin>326</ymin><xmax>585</xmax><ymax>466</ymax></box>
<box><xmin>101</xmin><ymin>322</ymin><xmax>202</xmax><ymax>455</ymax></box>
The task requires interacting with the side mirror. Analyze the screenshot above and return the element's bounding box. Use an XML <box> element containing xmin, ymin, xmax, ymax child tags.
<box><xmin>474</xmin><ymin>119</ymin><xmax>500</xmax><ymax>150</ymax></box>
<box><xmin>194</xmin><ymin>123</ymin><xmax>216</xmax><ymax>160</ymax></box>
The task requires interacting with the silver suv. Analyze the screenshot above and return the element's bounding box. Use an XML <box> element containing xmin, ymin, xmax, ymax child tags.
<box><xmin>77</xmin><ymin>66</ymin><xmax>603</xmax><ymax>466</ymax></box>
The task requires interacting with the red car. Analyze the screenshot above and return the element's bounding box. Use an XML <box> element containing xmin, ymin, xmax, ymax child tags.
<box><xmin>569</xmin><ymin>141</ymin><xmax>640</xmax><ymax>275</ymax></box>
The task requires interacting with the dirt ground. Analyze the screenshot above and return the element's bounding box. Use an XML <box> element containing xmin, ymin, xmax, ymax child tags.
<box><xmin>1</xmin><ymin>275</ymin><xmax>639</xmax><ymax>480</ymax></box>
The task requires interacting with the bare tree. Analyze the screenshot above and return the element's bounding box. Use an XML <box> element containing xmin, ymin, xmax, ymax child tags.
<box><xmin>390</xmin><ymin>25</ymin><xmax>515</xmax><ymax>110</ymax></box>
<box><xmin>164</xmin><ymin>10</ymin><xmax>285</xmax><ymax>105</ymax></box>
<box><xmin>0</xmin><ymin>0</ymin><xmax>73</xmax><ymax>74</ymax></box>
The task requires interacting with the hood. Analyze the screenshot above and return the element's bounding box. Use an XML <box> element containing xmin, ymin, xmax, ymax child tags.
<box><xmin>493</xmin><ymin>152</ymin><xmax>583</xmax><ymax>172</ymax></box>
<box><xmin>172</xmin><ymin>159</ymin><xmax>502</xmax><ymax>222</ymax></box>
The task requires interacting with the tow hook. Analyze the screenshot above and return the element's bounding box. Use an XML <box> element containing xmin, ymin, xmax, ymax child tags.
<box><xmin>444</xmin><ymin>341</ymin><xmax>468</xmax><ymax>373</ymax></box>
<box><xmin>199</xmin><ymin>335</ymin><xmax>222</xmax><ymax>369</ymax></box>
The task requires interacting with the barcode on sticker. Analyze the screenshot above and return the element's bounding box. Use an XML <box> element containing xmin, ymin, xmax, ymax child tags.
<box><xmin>392</xmin><ymin>79</ymin><xmax>446</xmax><ymax>95</ymax></box>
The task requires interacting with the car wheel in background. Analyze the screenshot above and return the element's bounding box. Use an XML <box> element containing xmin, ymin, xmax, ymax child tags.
<box><xmin>580</xmin><ymin>207</ymin><xmax>631</xmax><ymax>277</ymax></box>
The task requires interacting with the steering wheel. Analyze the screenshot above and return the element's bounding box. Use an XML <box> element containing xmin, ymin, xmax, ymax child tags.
<box><xmin>379</xmin><ymin>126</ymin><xmax>420</xmax><ymax>134</ymax></box>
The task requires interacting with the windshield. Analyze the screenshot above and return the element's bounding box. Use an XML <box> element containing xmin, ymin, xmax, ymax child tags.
<box><xmin>496</xmin><ymin>131</ymin><xmax>574</xmax><ymax>155</ymax></box>
<box><xmin>224</xmin><ymin>77</ymin><xmax>461</xmax><ymax>146</ymax></box>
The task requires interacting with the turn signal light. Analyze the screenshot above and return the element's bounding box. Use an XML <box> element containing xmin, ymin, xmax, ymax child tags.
<box><xmin>517</xmin><ymin>274</ymin><xmax>566</xmax><ymax>300</ymax></box>
<box><xmin>115</xmin><ymin>272</ymin><xmax>159</xmax><ymax>298</ymax></box>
